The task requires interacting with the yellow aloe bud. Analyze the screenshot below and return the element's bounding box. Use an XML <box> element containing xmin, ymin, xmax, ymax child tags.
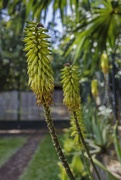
<box><xmin>23</xmin><ymin>21</ymin><xmax>54</xmax><ymax>106</ymax></box>
<box><xmin>91</xmin><ymin>79</ymin><xmax>98</xmax><ymax>98</ymax></box>
<box><xmin>101</xmin><ymin>53</ymin><xmax>109</xmax><ymax>74</ymax></box>
<box><xmin>60</xmin><ymin>64</ymin><xmax>81</xmax><ymax>111</ymax></box>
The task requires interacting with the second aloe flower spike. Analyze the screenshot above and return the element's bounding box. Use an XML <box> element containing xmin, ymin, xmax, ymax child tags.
<box><xmin>60</xmin><ymin>64</ymin><xmax>81</xmax><ymax>111</ymax></box>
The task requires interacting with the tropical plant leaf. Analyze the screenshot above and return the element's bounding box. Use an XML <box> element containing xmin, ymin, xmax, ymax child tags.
<box><xmin>113</xmin><ymin>123</ymin><xmax>121</xmax><ymax>163</ymax></box>
<box><xmin>93</xmin><ymin>158</ymin><xmax>118</xmax><ymax>180</ymax></box>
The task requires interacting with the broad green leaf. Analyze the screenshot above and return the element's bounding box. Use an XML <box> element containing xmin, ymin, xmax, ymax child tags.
<box><xmin>113</xmin><ymin>123</ymin><xmax>121</xmax><ymax>163</ymax></box>
<box><xmin>93</xmin><ymin>158</ymin><xmax>118</xmax><ymax>180</ymax></box>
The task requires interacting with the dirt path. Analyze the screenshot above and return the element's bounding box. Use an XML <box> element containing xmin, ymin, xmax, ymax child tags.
<box><xmin>0</xmin><ymin>132</ymin><xmax>45</xmax><ymax>180</ymax></box>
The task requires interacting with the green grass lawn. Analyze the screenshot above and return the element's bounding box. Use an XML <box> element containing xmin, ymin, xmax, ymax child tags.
<box><xmin>20</xmin><ymin>135</ymin><xmax>60</xmax><ymax>180</ymax></box>
<box><xmin>0</xmin><ymin>136</ymin><xmax>27</xmax><ymax>167</ymax></box>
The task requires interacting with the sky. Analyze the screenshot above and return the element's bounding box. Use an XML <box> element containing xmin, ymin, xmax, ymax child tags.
<box><xmin>41</xmin><ymin>2</ymin><xmax>63</xmax><ymax>33</ymax></box>
<box><xmin>39</xmin><ymin>3</ymin><xmax>63</xmax><ymax>49</ymax></box>
<box><xmin>41</xmin><ymin>2</ymin><xmax>72</xmax><ymax>48</ymax></box>
<box><xmin>42</xmin><ymin>2</ymin><xmax>72</xmax><ymax>33</ymax></box>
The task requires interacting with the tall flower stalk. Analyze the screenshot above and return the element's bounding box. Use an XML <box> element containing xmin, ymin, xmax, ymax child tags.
<box><xmin>61</xmin><ymin>64</ymin><xmax>101</xmax><ymax>180</ymax></box>
<box><xmin>23</xmin><ymin>21</ymin><xmax>75</xmax><ymax>180</ymax></box>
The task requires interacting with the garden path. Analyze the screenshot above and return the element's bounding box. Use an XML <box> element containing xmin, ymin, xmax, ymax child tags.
<box><xmin>0</xmin><ymin>131</ymin><xmax>46</xmax><ymax>180</ymax></box>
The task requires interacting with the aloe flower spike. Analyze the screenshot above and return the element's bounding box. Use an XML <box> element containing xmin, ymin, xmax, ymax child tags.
<box><xmin>24</xmin><ymin>21</ymin><xmax>75</xmax><ymax>180</ymax></box>
<box><xmin>61</xmin><ymin>64</ymin><xmax>101</xmax><ymax>180</ymax></box>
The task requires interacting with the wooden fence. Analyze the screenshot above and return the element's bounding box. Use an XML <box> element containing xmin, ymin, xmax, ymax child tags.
<box><xmin>0</xmin><ymin>90</ymin><xmax>69</xmax><ymax>121</ymax></box>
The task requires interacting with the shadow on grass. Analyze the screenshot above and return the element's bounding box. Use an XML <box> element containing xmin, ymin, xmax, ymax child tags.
<box><xmin>19</xmin><ymin>135</ymin><xmax>60</xmax><ymax>180</ymax></box>
<box><xmin>0</xmin><ymin>137</ymin><xmax>27</xmax><ymax>167</ymax></box>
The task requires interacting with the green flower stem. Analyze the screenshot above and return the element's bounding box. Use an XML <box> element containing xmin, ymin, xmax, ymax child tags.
<box><xmin>81</xmin><ymin>151</ymin><xmax>94</xmax><ymax>180</ymax></box>
<box><xmin>73</xmin><ymin>111</ymin><xmax>101</xmax><ymax>180</ymax></box>
<box><xmin>43</xmin><ymin>103</ymin><xmax>75</xmax><ymax>180</ymax></box>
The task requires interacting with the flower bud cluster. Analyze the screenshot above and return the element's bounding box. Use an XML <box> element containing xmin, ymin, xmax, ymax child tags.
<box><xmin>23</xmin><ymin>21</ymin><xmax>54</xmax><ymax>105</ymax></box>
<box><xmin>61</xmin><ymin>64</ymin><xmax>81</xmax><ymax>111</ymax></box>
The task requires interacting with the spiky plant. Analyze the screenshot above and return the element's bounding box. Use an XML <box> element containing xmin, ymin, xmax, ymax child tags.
<box><xmin>23</xmin><ymin>21</ymin><xmax>54</xmax><ymax>106</ymax></box>
<box><xmin>60</xmin><ymin>64</ymin><xmax>85</xmax><ymax>144</ymax></box>
<box><xmin>60</xmin><ymin>64</ymin><xmax>81</xmax><ymax>112</ymax></box>
<box><xmin>61</xmin><ymin>64</ymin><xmax>101</xmax><ymax>180</ymax></box>
<box><xmin>23</xmin><ymin>21</ymin><xmax>75</xmax><ymax>180</ymax></box>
